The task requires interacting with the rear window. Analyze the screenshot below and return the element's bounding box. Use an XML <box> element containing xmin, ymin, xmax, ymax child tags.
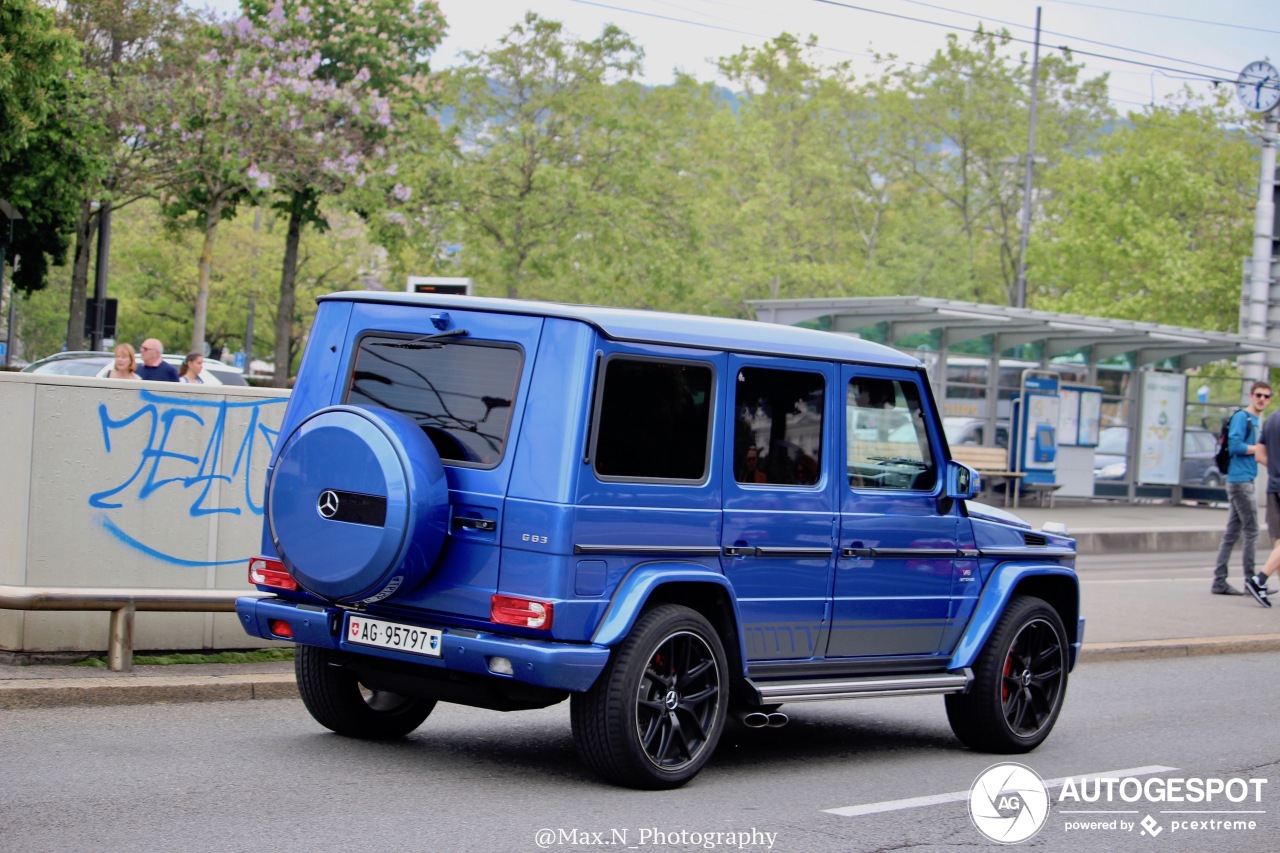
<box><xmin>345</xmin><ymin>334</ymin><xmax>523</xmax><ymax>467</ymax></box>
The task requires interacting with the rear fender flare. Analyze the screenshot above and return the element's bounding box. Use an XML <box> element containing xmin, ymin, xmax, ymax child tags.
<box><xmin>590</xmin><ymin>562</ymin><xmax>748</xmax><ymax>676</ymax></box>
<box><xmin>948</xmin><ymin>562</ymin><xmax>1081</xmax><ymax>671</ymax></box>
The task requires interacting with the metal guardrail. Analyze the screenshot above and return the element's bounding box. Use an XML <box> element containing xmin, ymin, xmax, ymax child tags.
<box><xmin>0</xmin><ymin>585</ymin><xmax>266</xmax><ymax>672</ymax></box>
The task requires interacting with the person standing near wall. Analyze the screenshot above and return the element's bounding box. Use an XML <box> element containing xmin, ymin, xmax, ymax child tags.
<box><xmin>1211</xmin><ymin>381</ymin><xmax>1271</xmax><ymax>595</ymax></box>
<box><xmin>108</xmin><ymin>343</ymin><xmax>138</xmax><ymax>380</ymax></box>
<box><xmin>178</xmin><ymin>352</ymin><xmax>205</xmax><ymax>384</ymax></box>
<box><xmin>136</xmin><ymin>338</ymin><xmax>178</xmax><ymax>382</ymax></box>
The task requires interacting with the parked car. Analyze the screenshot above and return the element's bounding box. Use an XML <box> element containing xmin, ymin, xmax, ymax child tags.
<box><xmin>1092</xmin><ymin>425</ymin><xmax>1221</xmax><ymax>485</ymax></box>
<box><xmin>22</xmin><ymin>351</ymin><xmax>247</xmax><ymax>386</ymax></box>
<box><xmin>237</xmin><ymin>292</ymin><xmax>1081</xmax><ymax>789</ymax></box>
<box><xmin>943</xmin><ymin>416</ymin><xmax>1010</xmax><ymax>448</ymax></box>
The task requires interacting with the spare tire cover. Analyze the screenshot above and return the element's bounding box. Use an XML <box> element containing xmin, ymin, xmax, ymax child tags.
<box><xmin>267</xmin><ymin>405</ymin><xmax>449</xmax><ymax>604</ymax></box>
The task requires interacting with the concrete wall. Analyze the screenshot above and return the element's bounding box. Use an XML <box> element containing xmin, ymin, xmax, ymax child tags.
<box><xmin>0</xmin><ymin>373</ymin><xmax>290</xmax><ymax>654</ymax></box>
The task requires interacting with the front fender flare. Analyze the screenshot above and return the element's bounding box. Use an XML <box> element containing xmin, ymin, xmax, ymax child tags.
<box><xmin>948</xmin><ymin>562</ymin><xmax>1082</xmax><ymax>671</ymax></box>
<box><xmin>590</xmin><ymin>561</ymin><xmax>748</xmax><ymax>675</ymax></box>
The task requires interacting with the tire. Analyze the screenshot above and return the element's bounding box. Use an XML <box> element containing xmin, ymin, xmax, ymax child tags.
<box><xmin>946</xmin><ymin>596</ymin><xmax>1068</xmax><ymax>754</ymax></box>
<box><xmin>295</xmin><ymin>646</ymin><xmax>436</xmax><ymax>739</ymax></box>
<box><xmin>571</xmin><ymin>604</ymin><xmax>728</xmax><ymax>790</ymax></box>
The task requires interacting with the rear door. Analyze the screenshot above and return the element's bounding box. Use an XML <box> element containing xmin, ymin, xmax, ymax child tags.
<box><xmin>829</xmin><ymin>367</ymin><xmax>961</xmax><ymax>659</ymax></box>
<box><xmin>720</xmin><ymin>356</ymin><xmax>836</xmax><ymax>662</ymax></box>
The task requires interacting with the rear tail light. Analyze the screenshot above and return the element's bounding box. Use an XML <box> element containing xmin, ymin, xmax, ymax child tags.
<box><xmin>249</xmin><ymin>557</ymin><xmax>297</xmax><ymax>591</ymax></box>
<box><xmin>491</xmin><ymin>594</ymin><xmax>554</xmax><ymax>630</ymax></box>
<box><xmin>268</xmin><ymin>619</ymin><xmax>294</xmax><ymax>639</ymax></box>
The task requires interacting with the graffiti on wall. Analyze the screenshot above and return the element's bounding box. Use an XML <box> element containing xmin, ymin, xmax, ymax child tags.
<box><xmin>88</xmin><ymin>389</ymin><xmax>288</xmax><ymax>567</ymax></box>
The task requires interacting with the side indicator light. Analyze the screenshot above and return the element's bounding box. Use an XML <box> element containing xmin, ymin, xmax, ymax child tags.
<box><xmin>491</xmin><ymin>594</ymin><xmax>554</xmax><ymax>630</ymax></box>
<box><xmin>249</xmin><ymin>557</ymin><xmax>297</xmax><ymax>591</ymax></box>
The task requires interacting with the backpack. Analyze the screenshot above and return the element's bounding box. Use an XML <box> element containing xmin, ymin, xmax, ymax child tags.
<box><xmin>1214</xmin><ymin>409</ymin><xmax>1251</xmax><ymax>475</ymax></box>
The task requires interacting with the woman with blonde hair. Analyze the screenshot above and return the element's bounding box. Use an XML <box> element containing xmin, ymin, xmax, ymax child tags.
<box><xmin>109</xmin><ymin>343</ymin><xmax>138</xmax><ymax>380</ymax></box>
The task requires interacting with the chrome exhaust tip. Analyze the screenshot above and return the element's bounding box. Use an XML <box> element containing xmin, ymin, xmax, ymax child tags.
<box><xmin>766</xmin><ymin>711</ymin><xmax>789</xmax><ymax>728</ymax></box>
<box><xmin>738</xmin><ymin>711</ymin><xmax>770</xmax><ymax>728</ymax></box>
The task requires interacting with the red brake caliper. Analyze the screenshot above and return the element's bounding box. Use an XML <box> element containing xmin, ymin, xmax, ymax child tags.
<box><xmin>1001</xmin><ymin>651</ymin><xmax>1014</xmax><ymax>703</ymax></box>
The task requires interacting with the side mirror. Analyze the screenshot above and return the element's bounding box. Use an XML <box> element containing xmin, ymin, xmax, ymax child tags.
<box><xmin>945</xmin><ymin>460</ymin><xmax>979</xmax><ymax>500</ymax></box>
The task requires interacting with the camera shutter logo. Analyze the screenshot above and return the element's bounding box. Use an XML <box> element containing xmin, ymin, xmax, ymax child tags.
<box><xmin>317</xmin><ymin>490</ymin><xmax>340</xmax><ymax>519</ymax></box>
<box><xmin>968</xmin><ymin>763</ymin><xmax>1050</xmax><ymax>844</ymax></box>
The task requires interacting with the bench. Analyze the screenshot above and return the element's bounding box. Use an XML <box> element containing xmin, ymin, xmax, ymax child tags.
<box><xmin>951</xmin><ymin>446</ymin><xmax>1025</xmax><ymax>508</ymax></box>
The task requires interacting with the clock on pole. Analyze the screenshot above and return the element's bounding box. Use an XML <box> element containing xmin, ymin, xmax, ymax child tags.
<box><xmin>1236</xmin><ymin>60</ymin><xmax>1280</xmax><ymax>113</ymax></box>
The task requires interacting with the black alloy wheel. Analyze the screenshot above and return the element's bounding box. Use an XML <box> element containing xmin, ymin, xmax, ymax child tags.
<box><xmin>946</xmin><ymin>595</ymin><xmax>1068</xmax><ymax>753</ymax></box>
<box><xmin>572</xmin><ymin>604</ymin><xmax>728</xmax><ymax>789</ymax></box>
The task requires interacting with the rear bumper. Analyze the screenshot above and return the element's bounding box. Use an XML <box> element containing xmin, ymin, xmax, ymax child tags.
<box><xmin>236</xmin><ymin>596</ymin><xmax>610</xmax><ymax>693</ymax></box>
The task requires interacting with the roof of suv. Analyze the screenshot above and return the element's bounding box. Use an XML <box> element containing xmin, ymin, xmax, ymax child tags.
<box><xmin>321</xmin><ymin>292</ymin><xmax>922</xmax><ymax>368</ymax></box>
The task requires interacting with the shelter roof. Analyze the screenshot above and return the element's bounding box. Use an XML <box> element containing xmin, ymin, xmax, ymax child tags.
<box><xmin>747</xmin><ymin>296</ymin><xmax>1280</xmax><ymax>368</ymax></box>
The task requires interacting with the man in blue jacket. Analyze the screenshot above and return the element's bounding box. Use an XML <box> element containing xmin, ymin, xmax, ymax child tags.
<box><xmin>136</xmin><ymin>338</ymin><xmax>179</xmax><ymax>382</ymax></box>
<box><xmin>1211</xmin><ymin>381</ymin><xmax>1271</xmax><ymax>595</ymax></box>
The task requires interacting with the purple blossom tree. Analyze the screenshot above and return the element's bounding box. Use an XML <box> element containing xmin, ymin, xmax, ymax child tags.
<box><xmin>150</xmin><ymin>1</ymin><xmax>435</xmax><ymax>358</ymax></box>
<box><xmin>239</xmin><ymin>0</ymin><xmax>446</xmax><ymax>385</ymax></box>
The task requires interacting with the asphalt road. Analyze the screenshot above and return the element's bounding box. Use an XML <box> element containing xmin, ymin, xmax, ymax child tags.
<box><xmin>2</xmin><ymin>652</ymin><xmax>1276</xmax><ymax>853</ymax></box>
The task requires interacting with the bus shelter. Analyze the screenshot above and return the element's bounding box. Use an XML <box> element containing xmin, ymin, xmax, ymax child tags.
<box><xmin>749</xmin><ymin>296</ymin><xmax>1280</xmax><ymax>503</ymax></box>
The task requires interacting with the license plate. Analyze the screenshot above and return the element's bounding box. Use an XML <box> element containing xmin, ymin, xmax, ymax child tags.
<box><xmin>345</xmin><ymin>614</ymin><xmax>443</xmax><ymax>657</ymax></box>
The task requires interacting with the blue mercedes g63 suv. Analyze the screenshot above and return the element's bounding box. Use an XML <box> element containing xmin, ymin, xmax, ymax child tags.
<box><xmin>237</xmin><ymin>292</ymin><xmax>1081</xmax><ymax>789</ymax></box>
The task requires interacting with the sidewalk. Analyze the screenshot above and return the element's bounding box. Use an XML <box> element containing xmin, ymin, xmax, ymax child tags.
<box><xmin>3</xmin><ymin>500</ymin><xmax>1278</xmax><ymax>711</ymax></box>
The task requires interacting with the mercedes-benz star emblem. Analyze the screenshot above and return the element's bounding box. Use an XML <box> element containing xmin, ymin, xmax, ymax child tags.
<box><xmin>317</xmin><ymin>490</ymin><xmax>340</xmax><ymax>519</ymax></box>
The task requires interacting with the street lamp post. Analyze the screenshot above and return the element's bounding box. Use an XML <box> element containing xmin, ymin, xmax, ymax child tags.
<box><xmin>0</xmin><ymin>198</ymin><xmax>24</xmax><ymax>368</ymax></box>
<box><xmin>91</xmin><ymin>201</ymin><xmax>112</xmax><ymax>351</ymax></box>
<box><xmin>1014</xmin><ymin>6</ymin><xmax>1043</xmax><ymax>310</ymax></box>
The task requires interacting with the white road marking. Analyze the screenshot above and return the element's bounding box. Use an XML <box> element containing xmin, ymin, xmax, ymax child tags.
<box><xmin>822</xmin><ymin>765</ymin><xmax>1178</xmax><ymax>817</ymax></box>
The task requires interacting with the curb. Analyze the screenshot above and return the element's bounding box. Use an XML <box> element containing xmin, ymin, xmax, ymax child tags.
<box><xmin>5</xmin><ymin>636</ymin><xmax>1280</xmax><ymax>710</ymax></box>
<box><xmin>0</xmin><ymin>672</ymin><xmax>298</xmax><ymax>710</ymax></box>
<box><xmin>1072</xmin><ymin>527</ymin><xmax>1223</xmax><ymax>555</ymax></box>
<box><xmin>1079</xmin><ymin>633</ymin><xmax>1280</xmax><ymax>663</ymax></box>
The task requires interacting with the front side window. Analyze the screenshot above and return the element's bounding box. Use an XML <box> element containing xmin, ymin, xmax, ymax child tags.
<box><xmin>593</xmin><ymin>358</ymin><xmax>713</xmax><ymax>481</ymax></box>
<box><xmin>847</xmin><ymin>377</ymin><xmax>936</xmax><ymax>491</ymax></box>
<box><xmin>346</xmin><ymin>334</ymin><xmax>522</xmax><ymax>467</ymax></box>
<box><xmin>734</xmin><ymin>367</ymin><xmax>824</xmax><ymax>486</ymax></box>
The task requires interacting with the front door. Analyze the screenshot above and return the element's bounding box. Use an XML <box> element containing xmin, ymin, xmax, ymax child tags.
<box><xmin>828</xmin><ymin>367</ymin><xmax>961</xmax><ymax>659</ymax></box>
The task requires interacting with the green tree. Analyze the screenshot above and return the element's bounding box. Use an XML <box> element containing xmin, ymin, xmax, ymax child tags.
<box><xmin>871</xmin><ymin>30</ymin><xmax>1112</xmax><ymax>304</ymax></box>
<box><xmin>419</xmin><ymin>14</ymin><xmax>640</xmax><ymax>300</ymax></box>
<box><xmin>1029</xmin><ymin>90</ymin><xmax>1256</xmax><ymax>329</ymax></box>
<box><xmin>711</xmin><ymin>34</ymin><xmax>890</xmax><ymax>307</ymax></box>
<box><xmin>52</xmin><ymin>0</ymin><xmax>190</xmax><ymax>349</ymax></box>
<box><xmin>0</xmin><ymin>0</ymin><xmax>102</xmax><ymax>325</ymax></box>
<box><xmin>1</xmin><ymin>0</ymin><xmax>72</xmax><ymax>160</ymax></box>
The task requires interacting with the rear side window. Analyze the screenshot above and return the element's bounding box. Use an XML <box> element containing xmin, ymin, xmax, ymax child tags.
<box><xmin>593</xmin><ymin>357</ymin><xmax>713</xmax><ymax>481</ymax></box>
<box><xmin>734</xmin><ymin>367</ymin><xmax>825</xmax><ymax>486</ymax></box>
<box><xmin>346</xmin><ymin>334</ymin><xmax>522</xmax><ymax>467</ymax></box>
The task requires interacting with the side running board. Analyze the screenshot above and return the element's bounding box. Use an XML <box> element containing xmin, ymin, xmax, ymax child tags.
<box><xmin>748</xmin><ymin>669</ymin><xmax>972</xmax><ymax>704</ymax></box>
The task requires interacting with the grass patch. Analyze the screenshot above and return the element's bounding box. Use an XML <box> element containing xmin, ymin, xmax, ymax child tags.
<box><xmin>72</xmin><ymin>648</ymin><xmax>296</xmax><ymax>667</ymax></box>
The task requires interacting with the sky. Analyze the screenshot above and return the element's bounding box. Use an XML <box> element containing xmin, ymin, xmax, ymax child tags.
<box><xmin>427</xmin><ymin>0</ymin><xmax>1278</xmax><ymax>113</ymax></box>
<box><xmin>198</xmin><ymin>1</ymin><xmax>1278</xmax><ymax>114</ymax></box>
